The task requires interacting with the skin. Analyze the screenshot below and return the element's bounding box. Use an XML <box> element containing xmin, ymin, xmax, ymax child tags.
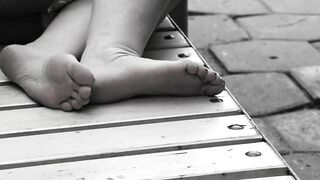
<box><xmin>0</xmin><ymin>0</ymin><xmax>225</xmax><ymax>111</ymax></box>
<box><xmin>81</xmin><ymin>0</ymin><xmax>225</xmax><ymax>103</ymax></box>
<box><xmin>0</xmin><ymin>0</ymin><xmax>94</xmax><ymax>111</ymax></box>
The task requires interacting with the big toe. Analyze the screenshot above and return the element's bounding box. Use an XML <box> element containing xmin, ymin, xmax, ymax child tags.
<box><xmin>201</xmin><ymin>84</ymin><xmax>225</xmax><ymax>96</ymax></box>
<box><xmin>185</xmin><ymin>62</ymin><xmax>198</xmax><ymax>75</ymax></box>
<box><xmin>66</xmin><ymin>54</ymin><xmax>95</xmax><ymax>86</ymax></box>
<box><xmin>79</xmin><ymin>86</ymin><xmax>92</xmax><ymax>99</ymax></box>
<box><xmin>185</xmin><ymin>61</ymin><xmax>208</xmax><ymax>80</ymax></box>
<box><xmin>61</xmin><ymin>101</ymin><xmax>73</xmax><ymax>111</ymax></box>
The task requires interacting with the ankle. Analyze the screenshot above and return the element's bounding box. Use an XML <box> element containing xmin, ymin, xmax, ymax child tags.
<box><xmin>27</xmin><ymin>41</ymin><xmax>72</xmax><ymax>56</ymax></box>
<box><xmin>82</xmin><ymin>44</ymin><xmax>141</xmax><ymax>62</ymax></box>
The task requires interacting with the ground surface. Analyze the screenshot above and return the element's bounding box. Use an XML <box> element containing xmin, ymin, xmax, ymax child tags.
<box><xmin>188</xmin><ymin>0</ymin><xmax>320</xmax><ymax>179</ymax></box>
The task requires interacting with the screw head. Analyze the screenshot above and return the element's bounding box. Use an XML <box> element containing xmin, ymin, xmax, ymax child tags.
<box><xmin>210</xmin><ymin>98</ymin><xmax>223</xmax><ymax>103</ymax></box>
<box><xmin>228</xmin><ymin>124</ymin><xmax>245</xmax><ymax>130</ymax></box>
<box><xmin>245</xmin><ymin>151</ymin><xmax>262</xmax><ymax>157</ymax></box>
<box><xmin>177</xmin><ymin>53</ymin><xmax>191</xmax><ymax>58</ymax></box>
<box><xmin>164</xmin><ymin>34</ymin><xmax>175</xmax><ymax>40</ymax></box>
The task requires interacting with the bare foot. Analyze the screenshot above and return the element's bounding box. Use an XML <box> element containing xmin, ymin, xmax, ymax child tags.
<box><xmin>0</xmin><ymin>45</ymin><xmax>95</xmax><ymax>111</ymax></box>
<box><xmin>81</xmin><ymin>51</ymin><xmax>225</xmax><ymax>103</ymax></box>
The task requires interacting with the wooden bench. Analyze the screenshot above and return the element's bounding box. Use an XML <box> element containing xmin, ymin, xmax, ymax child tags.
<box><xmin>0</xmin><ymin>16</ymin><xmax>299</xmax><ymax>179</ymax></box>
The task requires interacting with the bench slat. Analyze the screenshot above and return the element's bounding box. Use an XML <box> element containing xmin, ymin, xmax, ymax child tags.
<box><xmin>143</xmin><ymin>47</ymin><xmax>205</xmax><ymax>64</ymax></box>
<box><xmin>146</xmin><ymin>31</ymin><xmax>189</xmax><ymax>50</ymax></box>
<box><xmin>0</xmin><ymin>91</ymin><xmax>240</xmax><ymax>138</ymax></box>
<box><xmin>0</xmin><ymin>142</ymin><xmax>286</xmax><ymax>179</ymax></box>
<box><xmin>0</xmin><ymin>115</ymin><xmax>261</xmax><ymax>169</ymax></box>
<box><xmin>242</xmin><ymin>176</ymin><xmax>295</xmax><ymax>180</ymax></box>
<box><xmin>156</xmin><ymin>17</ymin><xmax>175</xmax><ymax>31</ymax></box>
<box><xmin>0</xmin><ymin>85</ymin><xmax>38</xmax><ymax>110</ymax></box>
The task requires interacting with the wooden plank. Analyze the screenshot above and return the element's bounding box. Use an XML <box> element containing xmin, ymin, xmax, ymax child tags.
<box><xmin>242</xmin><ymin>176</ymin><xmax>295</xmax><ymax>180</ymax></box>
<box><xmin>0</xmin><ymin>142</ymin><xmax>287</xmax><ymax>179</ymax></box>
<box><xmin>0</xmin><ymin>85</ymin><xmax>38</xmax><ymax>110</ymax></box>
<box><xmin>0</xmin><ymin>115</ymin><xmax>261</xmax><ymax>169</ymax></box>
<box><xmin>146</xmin><ymin>31</ymin><xmax>189</xmax><ymax>50</ymax></box>
<box><xmin>143</xmin><ymin>47</ymin><xmax>205</xmax><ymax>65</ymax></box>
<box><xmin>0</xmin><ymin>69</ymin><xmax>9</xmax><ymax>85</ymax></box>
<box><xmin>0</xmin><ymin>91</ymin><xmax>240</xmax><ymax>138</ymax></box>
<box><xmin>156</xmin><ymin>17</ymin><xmax>175</xmax><ymax>31</ymax></box>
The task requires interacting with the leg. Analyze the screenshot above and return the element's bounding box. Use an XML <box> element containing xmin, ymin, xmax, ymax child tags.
<box><xmin>0</xmin><ymin>0</ymin><xmax>95</xmax><ymax>111</ymax></box>
<box><xmin>81</xmin><ymin>0</ymin><xmax>225</xmax><ymax>103</ymax></box>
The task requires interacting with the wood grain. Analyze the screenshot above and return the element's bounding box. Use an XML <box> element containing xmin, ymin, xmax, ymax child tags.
<box><xmin>156</xmin><ymin>17</ymin><xmax>175</xmax><ymax>31</ymax></box>
<box><xmin>0</xmin><ymin>85</ymin><xmax>38</xmax><ymax>110</ymax></box>
<box><xmin>0</xmin><ymin>115</ymin><xmax>260</xmax><ymax>169</ymax></box>
<box><xmin>0</xmin><ymin>91</ymin><xmax>240</xmax><ymax>137</ymax></box>
<box><xmin>0</xmin><ymin>142</ymin><xmax>286</xmax><ymax>179</ymax></box>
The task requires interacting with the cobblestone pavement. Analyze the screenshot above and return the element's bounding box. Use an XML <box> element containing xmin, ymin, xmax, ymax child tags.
<box><xmin>188</xmin><ymin>0</ymin><xmax>320</xmax><ymax>179</ymax></box>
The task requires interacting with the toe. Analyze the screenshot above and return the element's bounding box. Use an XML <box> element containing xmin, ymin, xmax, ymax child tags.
<box><xmin>71</xmin><ymin>91</ymin><xmax>81</xmax><ymax>101</ymax></box>
<box><xmin>210</xmin><ymin>73</ymin><xmax>224</xmax><ymax>86</ymax></box>
<box><xmin>66</xmin><ymin>55</ymin><xmax>95</xmax><ymax>86</ymax></box>
<box><xmin>186</xmin><ymin>62</ymin><xmax>198</xmax><ymax>75</ymax></box>
<box><xmin>61</xmin><ymin>101</ymin><xmax>73</xmax><ymax>111</ymax></box>
<box><xmin>71</xmin><ymin>82</ymin><xmax>80</xmax><ymax>91</ymax></box>
<box><xmin>201</xmin><ymin>84</ymin><xmax>225</xmax><ymax>96</ymax></box>
<box><xmin>197</xmin><ymin>66</ymin><xmax>208</xmax><ymax>79</ymax></box>
<box><xmin>79</xmin><ymin>98</ymin><xmax>90</xmax><ymax>106</ymax></box>
<box><xmin>79</xmin><ymin>86</ymin><xmax>91</xmax><ymax>99</ymax></box>
<box><xmin>205</xmin><ymin>71</ymin><xmax>217</xmax><ymax>82</ymax></box>
<box><xmin>69</xmin><ymin>99</ymin><xmax>82</xmax><ymax>110</ymax></box>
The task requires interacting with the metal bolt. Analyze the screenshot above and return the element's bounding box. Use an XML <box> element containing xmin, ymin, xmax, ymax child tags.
<box><xmin>177</xmin><ymin>53</ymin><xmax>190</xmax><ymax>58</ymax></box>
<box><xmin>228</xmin><ymin>124</ymin><xmax>246</xmax><ymax>130</ymax></box>
<box><xmin>164</xmin><ymin>34</ymin><xmax>175</xmax><ymax>40</ymax></box>
<box><xmin>209</xmin><ymin>98</ymin><xmax>223</xmax><ymax>103</ymax></box>
<box><xmin>245</xmin><ymin>151</ymin><xmax>262</xmax><ymax>157</ymax></box>
<box><xmin>269</xmin><ymin>56</ymin><xmax>278</xmax><ymax>60</ymax></box>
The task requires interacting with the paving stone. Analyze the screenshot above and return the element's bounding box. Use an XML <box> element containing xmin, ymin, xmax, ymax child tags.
<box><xmin>189</xmin><ymin>15</ymin><xmax>249</xmax><ymax>49</ymax></box>
<box><xmin>265</xmin><ymin>110</ymin><xmax>320</xmax><ymax>152</ymax></box>
<box><xmin>223</xmin><ymin>73</ymin><xmax>310</xmax><ymax>116</ymax></box>
<box><xmin>290</xmin><ymin>66</ymin><xmax>320</xmax><ymax>100</ymax></box>
<box><xmin>197</xmin><ymin>48</ymin><xmax>227</xmax><ymax>76</ymax></box>
<box><xmin>262</xmin><ymin>0</ymin><xmax>320</xmax><ymax>14</ymax></box>
<box><xmin>253</xmin><ymin>118</ymin><xmax>290</xmax><ymax>155</ymax></box>
<box><xmin>284</xmin><ymin>153</ymin><xmax>320</xmax><ymax>180</ymax></box>
<box><xmin>188</xmin><ymin>0</ymin><xmax>269</xmax><ymax>16</ymax></box>
<box><xmin>211</xmin><ymin>40</ymin><xmax>320</xmax><ymax>73</ymax></box>
<box><xmin>237</xmin><ymin>15</ymin><xmax>320</xmax><ymax>41</ymax></box>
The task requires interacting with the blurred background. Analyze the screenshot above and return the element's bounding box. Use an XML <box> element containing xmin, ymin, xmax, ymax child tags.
<box><xmin>187</xmin><ymin>0</ymin><xmax>320</xmax><ymax>179</ymax></box>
